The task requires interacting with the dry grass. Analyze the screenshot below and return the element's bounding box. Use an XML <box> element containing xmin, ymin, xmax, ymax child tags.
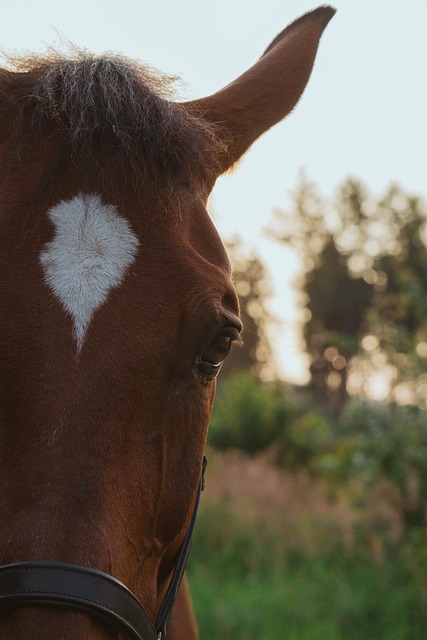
<box><xmin>202</xmin><ymin>449</ymin><xmax>405</xmax><ymax>559</ymax></box>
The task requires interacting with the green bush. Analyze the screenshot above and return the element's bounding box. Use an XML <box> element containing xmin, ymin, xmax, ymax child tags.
<box><xmin>210</xmin><ymin>375</ymin><xmax>427</xmax><ymax>528</ymax></box>
<box><xmin>209</xmin><ymin>372</ymin><xmax>296</xmax><ymax>454</ymax></box>
<box><xmin>337</xmin><ymin>399</ymin><xmax>427</xmax><ymax>484</ymax></box>
<box><xmin>279</xmin><ymin>408</ymin><xmax>333</xmax><ymax>470</ymax></box>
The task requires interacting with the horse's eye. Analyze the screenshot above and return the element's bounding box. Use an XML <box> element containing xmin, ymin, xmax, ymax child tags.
<box><xmin>197</xmin><ymin>333</ymin><xmax>236</xmax><ymax>377</ymax></box>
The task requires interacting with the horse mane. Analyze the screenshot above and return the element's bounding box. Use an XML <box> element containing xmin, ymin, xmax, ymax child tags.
<box><xmin>0</xmin><ymin>47</ymin><xmax>223</xmax><ymax>186</ymax></box>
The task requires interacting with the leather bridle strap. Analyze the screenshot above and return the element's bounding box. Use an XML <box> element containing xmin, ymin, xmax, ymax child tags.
<box><xmin>0</xmin><ymin>455</ymin><xmax>207</xmax><ymax>640</ymax></box>
<box><xmin>155</xmin><ymin>455</ymin><xmax>207</xmax><ymax>638</ymax></box>
<box><xmin>0</xmin><ymin>561</ymin><xmax>157</xmax><ymax>640</ymax></box>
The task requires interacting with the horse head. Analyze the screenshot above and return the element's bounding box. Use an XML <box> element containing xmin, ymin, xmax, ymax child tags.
<box><xmin>0</xmin><ymin>7</ymin><xmax>334</xmax><ymax>638</ymax></box>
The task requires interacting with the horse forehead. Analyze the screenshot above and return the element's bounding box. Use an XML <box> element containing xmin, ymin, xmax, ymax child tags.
<box><xmin>39</xmin><ymin>193</ymin><xmax>140</xmax><ymax>352</ymax></box>
<box><xmin>38</xmin><ymin>191</ymin><xmax>232</xmax><ymax>351</ymax></box>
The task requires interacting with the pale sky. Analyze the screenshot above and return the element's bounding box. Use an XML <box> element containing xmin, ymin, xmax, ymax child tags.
<box><xmin>1</xmin><ymin>1</ymin><xmax>426</xmax><ymax>382</ymax></box>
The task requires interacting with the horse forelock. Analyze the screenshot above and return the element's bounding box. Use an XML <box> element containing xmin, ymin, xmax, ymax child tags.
<box><xmin>1</xmin><ymin>48</ymin><xmax>223</xmax><ymax>186</ymax></box>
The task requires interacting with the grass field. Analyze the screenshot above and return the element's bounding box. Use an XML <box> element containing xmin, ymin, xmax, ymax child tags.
<box><xmin>187</xmin><ymin>451</ymin><xmax>427</xmax><ymax>639</ymax></box>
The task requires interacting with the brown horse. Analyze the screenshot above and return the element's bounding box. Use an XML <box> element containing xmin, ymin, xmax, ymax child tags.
<box><xmin>0</xmin><ymin>7</ymin><xmax>334</xmax><ymax>639</ymax></box>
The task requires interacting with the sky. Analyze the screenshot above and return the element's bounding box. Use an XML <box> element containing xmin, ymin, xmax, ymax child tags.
<box><xmin>1</xmin><ymin>1</ymin><xmax>426</xmax><ymax>382</ymax></box>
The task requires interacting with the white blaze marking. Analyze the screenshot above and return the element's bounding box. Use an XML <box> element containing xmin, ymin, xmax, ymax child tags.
<box><xmin>40</xmin><ymin>193</ymin><xmax>139</xmax><ymax>352</ymax></box>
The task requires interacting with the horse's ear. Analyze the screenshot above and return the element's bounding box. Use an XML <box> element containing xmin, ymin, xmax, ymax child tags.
<box><xmin>185</xmin><ymin>6</ymin><xmax>335</xmax><ymax>176</ymax></box>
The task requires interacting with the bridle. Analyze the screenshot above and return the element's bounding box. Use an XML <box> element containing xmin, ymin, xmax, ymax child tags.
<box><xmin>0</xmin><ymin>456</ymin><xmax>207</xmax><ymax>639</ymax></box>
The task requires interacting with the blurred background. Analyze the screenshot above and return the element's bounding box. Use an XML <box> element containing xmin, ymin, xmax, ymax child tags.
<box><xmin>2</xmin><ymin>1</ymin><xmax>427</xmax><ymax>637</ymax></box>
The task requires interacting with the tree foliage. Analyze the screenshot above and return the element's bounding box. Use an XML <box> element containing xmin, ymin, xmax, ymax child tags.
<box><xmin>268</xmin><ymin>174</ymin><xmax>427</xmax><ymax>409</ymax></box>
<box><xmin>220</xmin><ymin>237</ymin><xmax>274</xmax><ymax>379</ymax></box>
<box><xmin>304</xmin><ymin>240</ymin><xmax>371</xmax><ymax>410</ymax></box>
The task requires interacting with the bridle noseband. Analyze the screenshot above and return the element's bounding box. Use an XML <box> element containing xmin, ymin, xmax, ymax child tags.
<box><xmin>0</xmin><ymin>456</ymin><xmax>207</xmax><ymax>640</ymax></box>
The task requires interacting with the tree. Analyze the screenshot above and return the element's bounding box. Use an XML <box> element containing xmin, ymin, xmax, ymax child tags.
<box><xmin>366</xmin><ymin>191</ymin><xmax>427</xmax><ymax>404</ymax></box>
<box><xmin>268</xmin><ymin>174</ymin><xmax>375</xmax><ymax>409</ymax></box>
<box><xmin>220</xmin><ymin>237</ymin><xmax>274</xmax><ymax>379</ymax></box>
<box><xmin>304</xmin><ymin>240</ymin><xmax>371</xmax><ymax>410</ymax></box>
<box><xmin>268</xmin><ymin>173</ymin><xmax>427</xmax><ymax>408</ymax></box>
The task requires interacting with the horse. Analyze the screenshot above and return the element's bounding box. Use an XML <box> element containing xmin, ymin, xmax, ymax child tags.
<box><xmin>0</xmin><ymin>6</ymin><xmax>334</xmax><ymax>639</ymax></box>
